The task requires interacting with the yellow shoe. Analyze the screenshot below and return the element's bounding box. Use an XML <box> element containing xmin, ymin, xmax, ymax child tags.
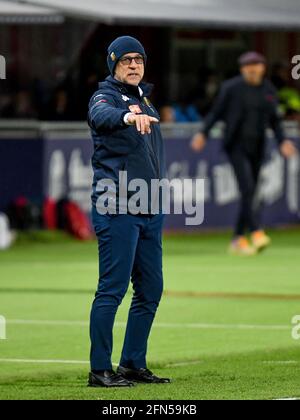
<box><xmin>229</xmin><ymin>237</ymin><xmax>257</xmax><ymax>256</ymax></box>
<box><xmin>251</xmin><ymin>230</ymin><xmax>271</xmax><ymax>252</ymax></box>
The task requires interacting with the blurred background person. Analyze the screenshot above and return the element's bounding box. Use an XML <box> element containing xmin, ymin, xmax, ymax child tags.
<box><xmin>194</xmin><ymin>68</ymin><xmax>220</xmax><ymax>116</ymax></box>
<box><xmin>191</xmin><ymin>51</ymin><xmax>298</xmax><ymax>255</ymax></box>
<box><xmin>160</xmin><ymin>104</ymin><xmax>176</xmax><ymax>123</ymax></box>
<box><xmin>47</xmin><ymin>87</ymin><xmax>73</xmax><ymax>121</ymax></box>
<box><xmin>1</xmin><ymin>88</ymin><xmax>37</xmax><ymax>119</ymax></box>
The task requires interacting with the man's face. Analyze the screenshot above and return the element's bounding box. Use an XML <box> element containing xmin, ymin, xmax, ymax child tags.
<box><xmin>114</xmin><ymin>52</ymin><xmax>145</xmax><ymax>86</ymax></box>
<box><xmin>240</xmin><ymin>63</ymin><xmax>266</xmax><ymax>86</ymax></box>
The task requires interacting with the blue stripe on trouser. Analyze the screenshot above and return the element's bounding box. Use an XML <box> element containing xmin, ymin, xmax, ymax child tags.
<box><xmin>90</xmin><ymin>208</ymin><xmax>164</xmax><ymax>371</ymax></box>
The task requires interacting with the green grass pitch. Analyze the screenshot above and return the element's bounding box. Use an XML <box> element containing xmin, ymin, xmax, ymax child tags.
<box><xmin>0</xmin><ymin>229</ymin><xmax>300</xmax><ymax>400</ymax></box>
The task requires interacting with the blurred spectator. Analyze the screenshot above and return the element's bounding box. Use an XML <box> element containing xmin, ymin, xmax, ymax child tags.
<box><xmin>160</xmin><ymin>103</ymin><xmax>202</xmax><ymax>123</ymax></box>
<box><xmin>1</xmin><ymin>64</ymin><xmax>299</xmax><ymax>123</ymax></box>
<box><xmin>160</xmin><ymin>105</ymin><xmax>175</xmax><ymax>123</ymax></box>
<box><xmin>77</xmin><ymin>72</ymin><xmax>99</xmax><ymax>119</ymax></box>
<box><xmin>0</xmin><ymin>94</ymin><xmax>12</xmax><ymax>117</ymax></box>
<box><xmin>173</xmin><ymin>103</ymin><xmax>202</xmax><ymax>122</ymax></box>
<box><xmin>31</xmin><ymin>77</ymin><xmax>53</xmax><ymax>119</ymax></box>
<box><xmin>1</xmin><ymin>89</ymin><xmax>37</xmax><ymax>119</ymax></box>
<box><xmin>171</xmin><ymin>86</ymin><xmax>203</xmax><ymax>122</ymax></box>
<box><xmin>194</xmin><ymin>68</ymin><xmax>220</xmax><ymax>116</ymax></box>
<box><xmin>47</xmin><ymin>87</ymin><xmax>73</xmax><ymax>121</ymax></box>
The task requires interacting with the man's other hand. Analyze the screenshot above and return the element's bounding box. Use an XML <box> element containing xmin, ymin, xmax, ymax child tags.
<box><xmin>280</xmin><ymin>140</ymin><xmax>298</xmax><ymax>158</ymax></box>
<box><xmin>191</xmin><ymin>132</ymin><xmax>207</xmax><ymax>152</ymax></box>
<box><xmin>127</xmin><ymin>114</ymin><xmax>159</xmax><ymax>135</ymax></box>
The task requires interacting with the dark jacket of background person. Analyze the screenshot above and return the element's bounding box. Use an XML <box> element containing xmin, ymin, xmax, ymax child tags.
<box><xmin>202</xmin><ymin>75</ymin><xmax>284</xmax><ymax>151</ymax></box>
<box><xmin>88</xmin><ymin>76</ymin><xmax>166</xmax><ymax>211</ymax></box>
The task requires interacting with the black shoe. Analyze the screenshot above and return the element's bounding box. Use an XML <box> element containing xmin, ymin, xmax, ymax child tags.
<box><xmin>117</xmin><ymin>366</ymin><xmax>171</xmax><ymax>384</ymax></box>
<box><xmin>88</xmin><ymin>370</ymin><xmax>134</xmax><ymax>388</ymax></box>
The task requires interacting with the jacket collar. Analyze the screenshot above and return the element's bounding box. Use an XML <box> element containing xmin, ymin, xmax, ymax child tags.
<box><xmin>99</xmin><ymin>75</ymin><xmax>154</xmax><ymax>98</ymax></box>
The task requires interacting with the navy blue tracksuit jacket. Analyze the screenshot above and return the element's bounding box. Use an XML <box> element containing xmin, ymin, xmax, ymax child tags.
<box><xmin>88</xmin><ymin>76</ymin><xmax>166</xmax><ymax>371</ymax></box>
<box><xmin>88</xmin><ymin>75</ymin><xmax>166</xmax><ymax>212</ymax></box>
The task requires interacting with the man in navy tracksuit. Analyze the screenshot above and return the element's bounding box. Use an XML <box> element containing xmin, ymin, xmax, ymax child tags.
<box><xmin>88</xmin><ymin>36</ymin><xmax>170</xmax><ymax>387</ymax></box>
<box><xmin>191</xmin><ymin>52</ymin><xmax>297</xmax><ymax>255</ymax></box>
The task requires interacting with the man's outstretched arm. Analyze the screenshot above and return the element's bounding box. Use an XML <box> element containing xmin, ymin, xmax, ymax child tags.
<box><xmin>88</xmin><ymin>94</ymin><xmax>128</xmax><ymax>131</ymax></box>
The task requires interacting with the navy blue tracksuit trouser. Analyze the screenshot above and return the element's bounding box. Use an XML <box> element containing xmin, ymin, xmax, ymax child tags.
<box><xmin>90</xmin><ymin>207</ymin><xmax>164</xmax><ymax>371</ymax></box>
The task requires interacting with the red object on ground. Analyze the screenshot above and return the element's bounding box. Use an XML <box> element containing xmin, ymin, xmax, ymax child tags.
<box><xmin>43</xmin><ymin>198</ymin><xmax>58</xmax><ymax>230</ymax></box>
<box><xmin>63</xmin><ymin>201</ymin><xmax>94</xmax><ymax>240</ymax></box>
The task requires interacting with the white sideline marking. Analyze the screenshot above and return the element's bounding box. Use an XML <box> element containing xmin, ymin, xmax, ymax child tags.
<box><xmin>7</xmin><ymin>319</ymin><xmax>291</xmax><ymax>331</ymax></box>
<box><xmin>0</xmin><ymin>358</ymin><xmax>200</xmax><ymax>368</ymax></box>
<box><xmin>263</xmin><ymin>361</ymin><xmax>299</xmax><ymax>365</ymax></box>
<box><xmin>1</xmin><ymin>357</ymin><xmax>300</xmax><ymax>369</ymax></box>
<box><xmin>1</xmin><ymin>358</ymin><xmax>299</xmax><ymax>370</ymax></box>
<box><xmin>0</xmin><ymin>358</ymin><xmax>89</xmax><ymax>365</ymax></box>
<box><xmin>167</xmin><ymin>360</ymin><xmax>300</xmax><ymax>368</ymax></box>
<box><xmin>0</xmin><ymin>358</ymin><xmax>118</xmax><ymax>367</ymax></box>
<box><xmin>166</xmin><ymin>360</ymin><xmax>203</xmax><ymax>367</ymax></box>
<box><xmin>8</xmin><ymin>319</ymin><xmax>89</xmax><ymax>327</ymax></box>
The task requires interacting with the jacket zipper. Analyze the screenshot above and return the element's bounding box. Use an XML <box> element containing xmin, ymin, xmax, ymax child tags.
<box><xmin>140</xmin><ymin>99</ymin><xmax>161</xmax><ymax>179</ymax></box>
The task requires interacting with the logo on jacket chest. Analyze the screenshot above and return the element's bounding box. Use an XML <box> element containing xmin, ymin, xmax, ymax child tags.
<box><xmin>122</xmin><ymin>95</ymin><xmax>142</xmax><ymax>114</ymax></box>
<box><xmin>129</xmin><ymin>104</ymin><xmax>143</xmax><ymax>114</ymax></box>
<box><xmin>121</xmin><ymin>95</ymin><xmax>156</xmax><ymax>115</ymax></box>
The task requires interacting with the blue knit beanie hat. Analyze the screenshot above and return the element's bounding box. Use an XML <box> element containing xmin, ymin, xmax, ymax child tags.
<box><xmin>107</xmin><ymin>36</ymin><xmax>147</xmax><ymax>76</ymax></box>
